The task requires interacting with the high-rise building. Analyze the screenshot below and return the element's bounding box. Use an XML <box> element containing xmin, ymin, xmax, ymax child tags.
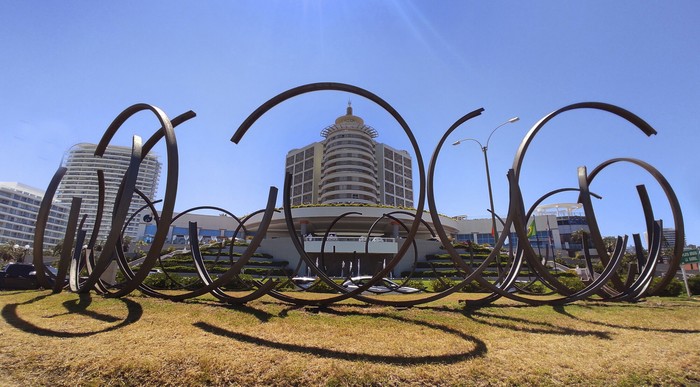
<box><xmin>0</xmin><ymin>182</ymin><xmax>69</xmax><ymax>249</ymax></box>
<box><xmin>56</xmin><ymin>143</ymin><xmax>161</xmax><ymax>241</ymax></box>
<box><xmin>285</xmin><ymin>104</ymin><xmax>414</xmax><ymax>207</ymax></box>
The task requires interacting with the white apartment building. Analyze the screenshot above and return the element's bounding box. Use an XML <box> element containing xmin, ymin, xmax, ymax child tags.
<box><xmin>56</xmin><ymin>143</ymin><xmax>161</xmax><ymax>241</ymax></box>
<box><xmin>0</xmin><ymin>182</ymin><xmax>69</xmax><ymax>249</ymax></box>
<box><xmin>285</xmin><ymin>103</ymin><xmax>414</xmax><ymax>207</ymax></box>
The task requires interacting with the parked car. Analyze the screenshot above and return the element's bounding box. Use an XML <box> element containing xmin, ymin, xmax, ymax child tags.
<box><xmin>0</xmin><ymin>262</ymin><xmax>57</xmax><ymax>290</ymax></box>
<box><xmin>341</xmin><ymin>276</ymin><xmax>420</xmax><ymax>295</ymax></box>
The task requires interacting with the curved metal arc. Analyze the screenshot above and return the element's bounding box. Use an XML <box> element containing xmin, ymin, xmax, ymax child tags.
<box><xmin>33</xmin><ymin>166</ymin><xmax>67</xmax><ymax>289</ymax></box>
<box><xmin>512</xmin><ymin>102</ymin><xmax>657</xmax><ymax>181</ymax></box>
<box><xmin>53</xmin><ymin>196</ymin><xmax>83</xmax><ymax>293</ymax></box>
<box><xmin>68</xmin><ymin>229</ymin><xmax>87</xmax><ymax>292</ymax></box>
<box><xmin>612</xmin><ymin>220</ymin><xmax>663</xmax><ymax>301</ymax></box>
<box><xmin>575</xmin><ymin>166</ymin><xmax>627</xmax><ymax>291</ymax></box>
<box><xmin>318</xmin><ymin>211</ymin><xmax>362</xmax><ymax>274</ymax></box>
<box><xmin>346</xmin><ymin>213</ymin><xmax>420</xmax><ymax>296</ymax></box>
<box><xmin>549</xmin><ymin>235</ymin><xmax>630</xmax><ymax>305</ymax></box>
<box><xmin>613</xmin><ymin>185</ymin><xmax>658</xmax><ymax>300</ymax></box>
<box><xmin>141</xmin><ymin>110</ymin><xmax>196</xmax><ymax>157</ymax></box>
<box><xmin>232</xmin><ymin>82</ymin><xmax>428</xmax><ymax>290</ymax></box>
<box><xmin>123</xmin><ymin>190</ymin><xmax>163</xmax><ymax>230</ymax></box>
<box><xmin>82</xmin><ymin>170</ymin><xmax>110</xmax><ymax>295</ymax></box>
<box><xmin>280</xmin><ymin>173</ymin><xmax>365</xmax><ymax>303</ymax></box>
<box><xmin>106</xmin><ymin>107</ymin><xmax>183</xmax><ymax>298</ymax></box>
<box><xmin>186</xmin><ymin>221</ymin><xmax>262</xmax><ymax>299</ymax></box>
<box><xmin>387</xmin><ymin>210</ymin><xmax>437</xmax><ymax>238</ymax></box>
<box><xmin>585</xmin><ymin>157</ymin><xmax>684</xmax><ymax>295</ymax></box>
<box><xmin>85</xmin><ymin>170</ymin><xmax>106</xmax><ymax>251</ymax></box>
<box><xmin>79</xmin><ymin>136</ymin><xmax>144</xmax><ymax>293</ymax></box>
<box><xmin>381</xmin><ymin>212</ymin><xmax>429</xmax><ymax>291</ymax></box>
<box><xmin>427</xmin><ymin>108</ymin><xmax>536</xmax><ymax>305</ymax></box>
<box><xmin>518</xmin><ymin>187</ymin><xmax>601</xmax><ymax>292</ymax></box>
<box><xmin>187</xmin><ymin>221</ymin><xmax>275</xmax><ymax>303</ymax></box>
<box><xmin>228</xmin><ymin>208</ymin><xmax>274</xmax><ymax>266</ymax></box>
<box><xmin>167</xmin><ymin>205</ymin><xmax>249</xmax><ymax>289</ymax></box>
<box><xmin>169</xmin><ymin>186</ymin><xmax>279</xmax><ymax>302</ymax></box>
<box><xmin>277</xmin><ymin>174</ymin><xmax>427</xmax><ymax>307</ymax></box>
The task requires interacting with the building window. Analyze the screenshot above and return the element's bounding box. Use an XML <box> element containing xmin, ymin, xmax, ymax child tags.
<box><xmin>385</xmin><ymin>183</ymin><xmax>394</xmax><ymax>194</ymax></box>
<box><xmin>384</xmin><ymin>195</ymin><xmax>395</xmax><ymax>206</ymax></box>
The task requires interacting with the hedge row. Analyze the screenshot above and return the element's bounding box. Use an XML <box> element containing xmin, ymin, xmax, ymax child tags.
<box><xmin>400</xmin><ymin>270</ymin><xmax>534</xmax><ymax>278</ymax></box>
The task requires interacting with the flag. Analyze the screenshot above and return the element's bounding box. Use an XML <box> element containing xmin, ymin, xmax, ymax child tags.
<box><xmin>527</xmin><ymin>218</ymin><xmax>537</xmax><ymax>238</ymax></box>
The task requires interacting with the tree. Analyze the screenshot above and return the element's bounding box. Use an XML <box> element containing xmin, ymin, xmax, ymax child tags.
<box><xmin>602</xmin><ymin>236</ymin><xmax>618</xmax><ymax>253</ymax></box>
<box><xmin>122</xmin><ymin>236</ymin><xmax>133</xmax><ymax>253</ymax></box>
<box><xmin>0</xmin><ymin>242</ymin><xmax>17</xmax><ymax>262</ymax></box>
<box><xmin>0</xmin><ymin>241</ymin><xmax>28</xmax><ymax>262</ymax></box>
<box><xmin>570</xmin><ymin>229</ymin><xmax>586</xmax><ymax>244</ymax></box>
<box><xmin>52</xmin><ymin>242</ymin><xmax>63</xmax><ymax>257</ymax></box>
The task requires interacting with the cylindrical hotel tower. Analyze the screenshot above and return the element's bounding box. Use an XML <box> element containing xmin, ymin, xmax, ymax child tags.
<box><xmin>319</xmin><ymin>104</ymin><xmax>380</xmax><ymax>204</ymax></box>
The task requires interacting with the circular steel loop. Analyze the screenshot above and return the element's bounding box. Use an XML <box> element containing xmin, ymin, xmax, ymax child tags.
<box><xmin>31</xmin><ymin>90</ymin><xmax>683</xmax><ymax>307</ymax></box>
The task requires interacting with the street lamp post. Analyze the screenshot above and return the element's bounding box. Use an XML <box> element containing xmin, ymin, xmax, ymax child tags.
<box><xmin>453</xmin><ymin>117</ymin><xmax>519</xmax><ymax>246</ymax></box>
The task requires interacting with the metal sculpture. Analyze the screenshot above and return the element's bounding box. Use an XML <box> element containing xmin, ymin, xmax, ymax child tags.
<box><xmin>31</xmin><ymin>82</ymin><xmax>684</xmax><ymax>308</ymax></box>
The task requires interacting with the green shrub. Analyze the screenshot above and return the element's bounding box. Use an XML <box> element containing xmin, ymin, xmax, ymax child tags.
<box><xmin>242</xmin><ymin>267</ymin><xmax>291</xmax><ymax>276</ymax></box>
<box><xmin>461</xmin><ymin>280</ymin><xmax>485</xmax><ymax>293</ymax></box>
<box><xmin>160</xmin><ymin>246</ymin><xmax>176</xmax><ymax>255</ymax></box>
<box><xmin>275</xmin><ymin>278</ymin><xmax>296</xmax><ymax>291</ymax></box>
<box><xmin>650</xmin><ymin>277</ymin><xmax>684</xmax><ymax>297</ymax></box>
<box><xmin>220</xmin><ymin>274</ymin><xmax>255</xmax><ymax>290</ymax></box>
<box><xmin>306</xmin><ymin>280</ymin><xmax>337</xmax><ymax>293</ymax></box>
<box><xmin>552</xmin><ymin>270</ymin><xmax>577</xmax><ymax>278</ymax></box>
<box><xmin>557</xmin><ymin>276</ymin><xmax>586</xmax><ymax>292</ymax></box>
<box><xmin>402</xmin><ymin>279</ymin><xmax>427</xmax><ymax>291</ymax></box>
<box><xmin>142</xmin><ymin>273</ymin><xmax>202</xmax><ymax>289</ymax></box>
<box><xmin>430</xmin><ymin>277</ymin><xmax>457</xmax><ymax>292</ymax></box>
<box><xmin>688</xmin><ymin>275</ymin><xmax>700</xmax><ymax>295</ymax></box>
<box><xmin>524</xmin><ymin>281</ymin><xmax>548</xmax><ymax>294</ymax></box>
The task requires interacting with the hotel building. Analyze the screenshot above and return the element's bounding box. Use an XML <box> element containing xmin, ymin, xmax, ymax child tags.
<box><xmin>285</xmin><ymin>103</ymin><xmax>414</xmax><ymax>207</ymax></box>
<box><xmin>56</xmin><ymin>143</ymin><xmax>161</xmax><ymax>241</ymax></box>
<box><xmin>0</xmin><ymin>182</ymin><xmax>69</xmax><ymax>249</ymax></box>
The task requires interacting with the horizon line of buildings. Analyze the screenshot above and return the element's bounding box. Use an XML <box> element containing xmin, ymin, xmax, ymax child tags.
<box><xmin>1</xmin><ymin>105</ymin><xmax>690</xmax><ymax>266</ymax></box>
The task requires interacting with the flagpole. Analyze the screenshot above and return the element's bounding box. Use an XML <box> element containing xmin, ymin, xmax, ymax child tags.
<box><xmin>533</xmin><ymin>216</ymin><xmax>543</xmax><ymax>262</ymax></box>
<box><xmin>546</xmin><ymin>216</ymin><xmax>556</xmax><ymax>273</ymax></box>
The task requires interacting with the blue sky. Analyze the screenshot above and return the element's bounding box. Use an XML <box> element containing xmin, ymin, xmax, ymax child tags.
<box><xmin>1</xmin><ymin>1</ymin><xmax>698</xmax><ymax>245</ymax></box>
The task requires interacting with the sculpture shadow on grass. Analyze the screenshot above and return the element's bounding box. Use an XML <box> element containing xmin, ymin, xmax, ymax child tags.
<box><xmin>462</xmin><ymin>309</ymin><xmax>613</xmax><ymax>339</ymax></box>
<box><xmin>1</xmin><ymin>292</ymin><xmax>143</xmax><ymax>338</ymax></box>
<box><xmin>184</xmin><ymin>298</ymin><xmax>276</xmax><ymax>323</ymax></box>
<box><xmin>551</xmin><ymin>304</ymin><xmax>700</xmax><ymax>334</ymax></box>
<box><xmin>194</xmin><ymin>308</ymin><xmax>487</xmax><ymax>365</ymax></box>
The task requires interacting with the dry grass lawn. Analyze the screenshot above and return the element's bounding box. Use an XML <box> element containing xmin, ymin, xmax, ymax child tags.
<box><xmin>0</xmin><ymin>289</ymin><xmax>698</xmax><ymax>386</ymax></box>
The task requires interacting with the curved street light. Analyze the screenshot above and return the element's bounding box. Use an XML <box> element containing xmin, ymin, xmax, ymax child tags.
<box><xmin>452</xmin><ymin>116</ymin><xmax>519</xmax><ymax>245</ymax></box>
